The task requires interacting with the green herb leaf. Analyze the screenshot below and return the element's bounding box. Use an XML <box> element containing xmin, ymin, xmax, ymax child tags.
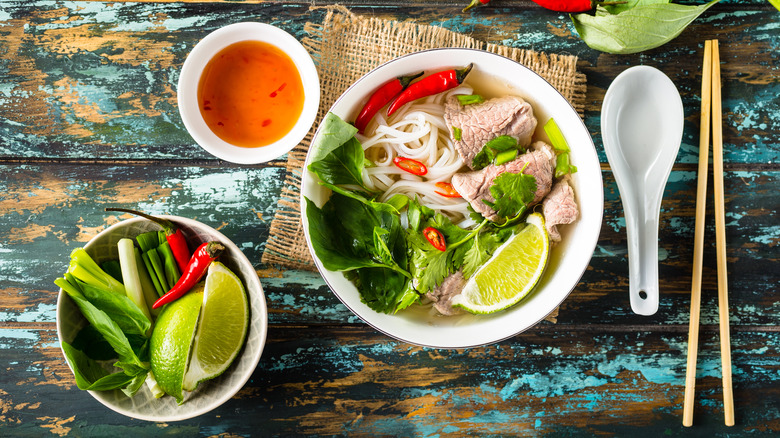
<box><xmin>61</xmin><ymin>342</ymin><xmax>140</xmax><ymax>391</ymax></box>
<box><xmin>571</xmin><ymin>0</ymin><xmax>721</xmax><ymax>55</ymax></box>
<box><xmin>462</xmin><ymin>226</ymin><xmax>511</xmax><ymax>279</ymax></box>
<box><xmin>77</xmin><ymin>281</ymin><xmax>152</xmax><ymax>336</ymax></box>
<box><xmin>485</xmin><ymin>135</ymin><xmax>519</xmax><ymax>152</ymax></box>
<box><xmin>308</xmin><ymin>112</ymin><xmax>371</xmax><ymax>191</ymax></box>
<box><xmin>452</xmin><ymin>126</ymin><xmax>462</xmax><ymax>141</ymax></box>
<box><xmin>599</xmin><ymin>0</ymin><xmax>671</xmax><ymax>15</ymax></box>
<box><xmin>121</xmin><ymin>372</ymin><xmax>148</xmax><ymax>398</ymax></box>
<box><xmin>309</xmin><ymin>112</ymin><xmax>359</xmax><ymax>163</ymax></box>
<box><xmin>65</xmin><ymin>292</ymin><xmax>146</xmax><ymax>369</ymax></box>
<box><xmin>308</xmin><ymin>137</ymin><xmax>368</xmax><ymax>189</ymax></box>
<box><xmin>487</xmin><ymin>171</ymin><xmax>537</xmax><ymax>219</ymax></box>
<box><xmin>405</xmin><ymin>201</ymin><xmax>474</xmax><ymax>294</ymax></box>
<box><xmin>407</xmin><ymin>196</ymin><xmax>435</xmax><ymax>231</ymax></box>
<box><xmin>349</xmin><ymin>267</ymin><xmax>410</xmax><ymax>314</ymax></box>
<box><xmin>472</xmin><ymin>146</ymin><xmax>495</xmax><ymax>171</ymax></box>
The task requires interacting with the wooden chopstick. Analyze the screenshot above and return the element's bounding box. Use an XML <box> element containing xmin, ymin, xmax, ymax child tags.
<box><xmin>683</xmin><ymin>39</ymin><xmax>712</xmax><ymax>428</ymax></box>
<box><xmin>711</xmin><ymin>39</ymin><xmax>736</xmax><ymax>427</ymax></box>
<box><xmin>683</xmin><ymin>39</ymin><xmax>735</xmax><ymax>427</ymax></box>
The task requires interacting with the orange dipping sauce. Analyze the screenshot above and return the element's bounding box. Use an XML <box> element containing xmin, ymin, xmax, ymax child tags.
<box><xmin>198</xmin><ymin>40</ymin><xmax>305</xmax><ymax>148</ymax></box>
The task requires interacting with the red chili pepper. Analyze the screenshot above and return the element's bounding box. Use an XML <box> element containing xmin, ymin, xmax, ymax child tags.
<box><xmin>393</xmin><ymin>156</ymin><xmax>428</xmax><ymax>176</ymax></box>
<box><xmin>151</xmin><ymin>241</ymin><xmax>224</xmax><ymax>309</ymax></box>
<box><xmin>530</xmin><ymin>0</ymin><xmax>626</xmax><ymax>12</ymax></box>
<box><xmin>423</xmin><ymin>227</ymin><xmax>447</xmax><ymax>252</ymax></box>
<box><xmin>463</xmin><ymin>0</ymin><xmax>490</xmax><ymax>12</ymax></box>
<box><xmin>387</xmin><ymin>64</ymin><xmax>473</xmax><ymax>116</ymax></box>
<box><xmin>434</xmin><ymin>182</ymin><xmax>461</xmax><ymax>198</ymax></box>
<box><xmin>354</xmin><ymin>72</ymin><xmax>424</xmax><ymax>133</ymax></box>
<box><xmin>106</xmin><ymin>208</ymin><xmax>190</xmax><ymax>272</ymax></box>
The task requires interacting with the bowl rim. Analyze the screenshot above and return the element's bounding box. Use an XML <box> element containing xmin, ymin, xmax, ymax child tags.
<box><xmin>56</xmin><ymin>215</ymin><xmax>268</xmax><ymax>421</ymax></box>
<box><xmin>177</xmin><ymin>22</ymin><xmax>321</xmax><ymax>164</ymax></box>
<box><xmin>300</xmin><ymin>47</ymin><xmax>603</xmax><ymax>348</ymax></box>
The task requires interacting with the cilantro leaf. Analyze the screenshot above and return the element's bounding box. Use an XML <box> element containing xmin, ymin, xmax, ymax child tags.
<box><xmin>487</xmin><ymin>171</ymin><xmax>537</xmax><ymax>219</ymax></box>
<box><xmin>461</xmin><ymin>225</ymin><xmax>514</xmax><ymax>278</ymax></box>
<box><xmin>405</xmin><ymin>201</ymin><xmax>476</xmax><ymax>294</ymax></box>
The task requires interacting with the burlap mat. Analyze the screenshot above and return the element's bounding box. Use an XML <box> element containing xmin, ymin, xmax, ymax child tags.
<box><xmin>262</xmin><ymin>6</ymin><xmax>587</xmax><ymax>280</ymax></box>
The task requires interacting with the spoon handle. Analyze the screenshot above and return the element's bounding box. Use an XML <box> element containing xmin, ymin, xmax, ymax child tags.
<box><xmin>626</xmin><ymin>204</ymin><xmax>660</xmax><ymax>316</ymax></box>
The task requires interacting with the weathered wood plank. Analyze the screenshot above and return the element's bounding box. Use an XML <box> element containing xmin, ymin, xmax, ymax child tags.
<box><xmin>0</xmin><ymin>2</ymin><xmax>777</xmax><ymax>165</ymax></box>
<box><xmin>1</xmin><ymin>163</ymin><xmax>777</xmax><ymax>327</ymax></box>
<box><xmin>1</xmin><ymin>326</ymin><xmax>778</xmax><ymax>435</ymax></box>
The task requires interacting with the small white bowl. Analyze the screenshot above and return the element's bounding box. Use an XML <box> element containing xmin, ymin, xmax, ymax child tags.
<box><xmin>178</xmin><ymin>22</ymin><xmax>320</xmax><ymax>164</ymax></box>
<box><xmin>301</xmin><ymin>48</ymin><xmax>603</xmax><ymax>349</ymax></box>
<box><xmin>56</xmin><ymin>216</ymin><xmax>268</xmax><ymax>421</ymax></box>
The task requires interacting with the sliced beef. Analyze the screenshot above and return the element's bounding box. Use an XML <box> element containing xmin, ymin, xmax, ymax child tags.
<box><xmin>426</xmin><ymin>271</ymin><xmax>466</xmax><ymax>316</ymax></box>
<box><xmin>451</xmin><ymin>147</ymin><xmax>553</xmax><ymax>222</ymax></box>
<box><xmin>542</xmin><ymin>178</ymin><xmax>578</xmax><ymax>242</ymax></box>
<box><xmin>445</xmin><ymin>95</ymin><xmax>537</xmax><ymax>169</ymax></box>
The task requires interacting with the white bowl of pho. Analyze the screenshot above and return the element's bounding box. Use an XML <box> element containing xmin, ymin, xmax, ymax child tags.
<box><xmin>301</xmin><ymin>48</ymin><xmax>602</xmax><ymax>348</ymax></box>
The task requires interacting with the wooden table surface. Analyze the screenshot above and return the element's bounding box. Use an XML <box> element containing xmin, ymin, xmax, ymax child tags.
<box><xmin>1</xmin><ymin>0</ymin><xmax>778</xmax><ymax>436</ymax></box>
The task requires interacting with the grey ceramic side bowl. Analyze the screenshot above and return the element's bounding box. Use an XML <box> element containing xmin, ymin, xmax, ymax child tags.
<box><xmin>56</xmin><ymin>216</ymin><xmax>268</xmax><ymax>421</ymax></box>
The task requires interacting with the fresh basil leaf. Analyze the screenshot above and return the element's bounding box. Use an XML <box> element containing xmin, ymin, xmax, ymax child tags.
<box><xmin>121</xmin><ymin>372</ymin><xmax>148</xmax><ymax>398</ymax></box>
<box><xmin>71</xmin><ymin>325</ymin><xmax>117</xmax><ymax>361</ymax></box>
<box><xmin>308</xmin><ymin>137</ymin><xmax>368</xmax><ymax>189</ymax></box>
<box><xmin>599</xmin><ymin>0</ymin><xmax>670</xmax><ymax>15</ymax></box>
<box><xmin>66</xmin><ymin>292</ymin><xmax>146</xmax><ymax>369</ymax></box>
<box><xmin>571</xmin><ymin>0</ymin><xmax>721</xmax><ymax>54</ymax></box>
<box><xmin>304</xmin><ymin>193</ymin><xmax>409</xmax><ymax>276</ymax></box>
<box><xmin>309</xmin><ymin>112</ymin><xmax>359</xmax><ymax>164</ymax></box>
<box><xmin>62</xmin><ymin>341</ymin><xmax>137</xmax><ymax>391</ymax></box>
<box><xmin>349</xmin><ymin>267</ymin><xmax>410</xmax><ymax>314</ymax></box>
<box><xmin>77</xmin><ymin>281</ymin><xmax>151</xmax><ymax>336</ymax></box>
<box><xmin>373</xmin><ymin>227</ymin><xmax>395</xmax><ymax>266</ymax></box>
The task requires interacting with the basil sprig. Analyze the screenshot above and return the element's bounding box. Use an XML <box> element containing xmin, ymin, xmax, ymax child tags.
<box><xmin>571</xmin><ymin>0</ymin><xmax>721</xmax><ymax>54</ymax></box>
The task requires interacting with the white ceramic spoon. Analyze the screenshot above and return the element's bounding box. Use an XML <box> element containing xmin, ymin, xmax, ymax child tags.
<box><xmin>601</xmin><ymin>66</ymin><xmax>684</xmax><ymax>316</ymax></box>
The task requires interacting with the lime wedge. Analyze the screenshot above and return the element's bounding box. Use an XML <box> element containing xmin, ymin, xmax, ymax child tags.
<box><xmin>453</xmin><ymin>212</ymin><xmax>549</xmax><ymax>314</ymax></box>
<box><xmin>182</xmin><ymin>262</ymin><xmax>249</xmax><ymax>392</ymax></box>
<box><xmin>150</xmin><ymin>284</ymin><xmax>204</xmax><ymax>404</ymax></box>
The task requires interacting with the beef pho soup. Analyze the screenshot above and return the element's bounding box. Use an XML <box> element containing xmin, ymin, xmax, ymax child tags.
<box><xmin>304</xmin><ymin>64</ymin><xmax>579</xmax><ymax>321</ymax></box>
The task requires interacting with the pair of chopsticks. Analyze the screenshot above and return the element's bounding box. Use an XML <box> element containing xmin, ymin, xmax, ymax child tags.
<box><xmin>682</xmin><ymin>39</ymin><xmax>734</xmax><ymax>427</ymax></box>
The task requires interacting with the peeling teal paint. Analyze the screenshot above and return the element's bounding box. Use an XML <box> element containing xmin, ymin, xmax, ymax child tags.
<box><xmin>750</xmin><ymin>225</ymin><xmax>780</xmax><ymax>245</ymax></box>
<box><xmin>500</xmin><ymin>366</ymin><xmax>610</xmax><ymax>399</ymax></box>
<box><xmin>0</xmin><ymin>328</ymin><xmax>39</xmax><ymax>348</ymax></box>
<box><xmin>4</xmin><ymin>303</ymin><xmax>57</xmax><ymax>323</ymax></box>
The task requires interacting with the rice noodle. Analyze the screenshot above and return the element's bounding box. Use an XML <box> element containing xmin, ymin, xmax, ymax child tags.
<box><xmin>358</xmin><ymin>85</ymin><xmax>474</xmax><ymax>222</ymax></box>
